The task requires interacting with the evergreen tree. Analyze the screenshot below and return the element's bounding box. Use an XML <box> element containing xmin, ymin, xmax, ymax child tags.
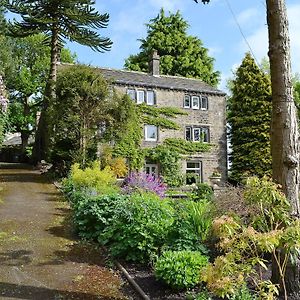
<box><xmin>124</xmin><ymin>9</ymin><xmax>220</xmax><ymax>86</ymax></box>
<box><xmin>228</xmin><ymin>53</ymin><xmax>272</xmax><ymax>182</ymax></box>
<box><xmin>5</xmin><ymin>0</ymin><xmax>112</xmax><ymax>162</ymax></box>
<box><xmin>0</xmin><ymin>34</ymin><xmax>76</xmax><ymax>153</ymax></box>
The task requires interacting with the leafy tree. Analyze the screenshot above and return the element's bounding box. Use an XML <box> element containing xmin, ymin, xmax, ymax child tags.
<box><xmin>195</xmin><ymin>0</ymin><xmax>300</xmax><ymax>295</ymax></box>
<box><xmin>6</xmin><ymin>0</ymin><xmax>112</xmax><ymax>162</ymax></box>
<box><xmin>124</xmin><ymin>9</ymin><xmax>220</xmax><ymax>86</ymax></box>
<box><xmin>0</xmin><ymin>34</ymin><xmax>76</xmax><ymax>153</ymax></box>
<box><xmin>51</xmin><ymin>64</ymin><xmax>110</xmax><ymax>172</ymax></box>
<box><xmin>228</xmin><ymin>53</ymin><xmax>272</xmax><ymax>182</ymax></box>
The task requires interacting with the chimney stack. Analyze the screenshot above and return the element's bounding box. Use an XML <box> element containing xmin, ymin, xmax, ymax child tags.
<box><xmin>149</xmin><ymin>50</ymin><xmax>160</xmax><ymax>76</ymax></box>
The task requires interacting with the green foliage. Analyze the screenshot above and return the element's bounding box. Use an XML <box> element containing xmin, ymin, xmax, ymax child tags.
<box><xmin>227</xmin><ymin>53</ymin><xmax>272</xmax><ymax>182</ymax></box>
<box><xmin>166</xmin><ymin>200</ymin><xmax>213</xmax><ymax>252</ymax></box>
<box><xmin>163</xmin><ymin>138</ymin><xmax>212</xmax><ymax>154</ymax></box>
<box><xmin>191</xmin><ymin>183</ymin><xmax>214</xmax><ymax>202</ymax></box>
<box><xmin>0</xmin><ymin>34</ymin><xmax>76</xmax><ymax>153</ymax></box>
<box><xmin>202</xmin><ymin>177</ymin><xmax>300</xmax><ymax>299</ymax></box>
<box><xmin>6</xmin><ymin>0</ymin><xmax>112</xmax><ymax>52</ymax></box>
<box><xmin>109</xmin><ymin>95</ymin><xmax>186</xmax><ymax>171</ymax></box>
<box><xmin>187</xmin><ymin>290</ymin><xmax>213</xmax><ymax>300</ymax></box>
<box><xmin>229</xmin><ymin>285</ymin><xmax>256</xmax><ymax>300</ymax></box>
<box><xmin>101</xmin><ymin>192</ymin><xmax>174</xmax><ymax>262</ymax></box>
<box><xmin>124</xmin><ymin>9</ymin><xmax>220</xmax><ymax>86</ymax></box>
<box><xmin>154</xmin><ymin>250</ymin><xmax>209</xmax><ymax>289</ymax></box>
<box><xmin>188</xmin><ymin>200</ymin><xmax>215</xmax><ymax>242</ymax></box>
<box><xmin>64</xmin><ymin>191</ymin><xmax>128</xmax><ymax>240</ymax></box>
<box><xmin>109</xmin><ymin>94</ymin><xmax>144</xmax><ymax>170</ymax></box>
<box><xmin>52</xmin><ymin>64</ymin><xmax>110</xmax><ymax>169</ymax></box>
<box><xmin>145</xmin><ymin>145</ymin><xmax>183</xmax><ymax>187</ymax></box>
<box><xmin>244</xmin><ymin>176</ymin><xmax>291</xmax><ymax>231</ymax></box>
<box><xmin>66</xmin><ymin>162</ymin><xmax>119</xmax><ymax>195</ymax></box>
<box><xmin>99</xmin><ymin>145</ymin><xmax>128</xmax><ymax>178</ymax></box>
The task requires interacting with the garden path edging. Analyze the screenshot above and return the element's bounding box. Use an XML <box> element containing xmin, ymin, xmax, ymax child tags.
<box><xmin>115</xmin><ymin>261</ymin><xmax>150</xmax><ymax>300</ymax></box>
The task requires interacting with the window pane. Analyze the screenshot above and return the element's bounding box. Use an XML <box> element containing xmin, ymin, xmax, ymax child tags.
<box><xmin>185</xmin><ymin>127</ymin><xmax>192</xmax><ymax>141</ymax></box>
<box><xmin>187</xmin><ymin>162</ymin><xmax>200</xmax><ymax>169</ymax></box>
<box><xmin>186</xmin><ymin>161</ymin><xmax>202</xmax><ymax>185</ymax></box>
<box><xmin>145</xmin><ymin>125</ymin><xmax>157</xmax><ymax>141</ymax></box>
<box><xmin>193</xmin><ymin>128</ymin><xmax>200</xmax><ymax>141</ymax></box>
<box><xmin>201</xmin><ymin>127</ymin><xmax>209</xmax><ymax>142</ymax></box>
<box><xmin>192</xmin><ymin>96</ymin><xmax>199</xmax><ymax>109</ymax></box>
<box><xmin>184</xmin><ymin>95</ymin><xmax>190</xmax><ymax>108</ymax></box>
<box><xmin>127</xmin><ymin>89</ymin><xmax>136</xmax><ymax>100</ymax></box>
<box><xmin>201</xmin><ymin>96</ymin><xmax>208</xmax><ymax>110</ymax></box>
<box><xmin>137</xmin><ymin>90</ymin><xmax>145</xmax><ymax>104</ymax></box>
<box><xmin>147</xmin><ymin>91</ymin><xmax>155</xmax><ymax>105</ymax></box>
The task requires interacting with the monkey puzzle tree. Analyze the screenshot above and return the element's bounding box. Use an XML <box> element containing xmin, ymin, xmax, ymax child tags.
<box><xmin>5</xmin><ymin>0</ymin><xmax>112</xmax><ymax>162</ymax></box>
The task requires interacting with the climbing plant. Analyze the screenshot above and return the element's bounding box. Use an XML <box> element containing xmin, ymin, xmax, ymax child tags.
<box><xmin>107</xmin><ymin>95</ymin><xmax>212</xmax><ymax>186</ymax></box>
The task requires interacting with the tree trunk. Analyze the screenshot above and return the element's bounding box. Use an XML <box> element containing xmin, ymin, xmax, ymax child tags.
<box><xmin>267</xmin><ymin>0</ymin><xmax>300</xmax><ymax>294</ymax></box>
<box><xmin>32</xmin><ymin>27</ymin><xmax>59</xmax><ymax>163</ymax></box>
<box><xmin>21</xmin><ymin>131</ymin><xmax>29</xmax><ymax>153</ymax></box>
<box><xmin>21</xmin><ymin>96</ymin><xmax>30</xmax><ymax>153</ymax></box>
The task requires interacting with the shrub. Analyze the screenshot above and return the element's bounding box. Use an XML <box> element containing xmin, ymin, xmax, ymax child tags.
<box><xmin>100</xmin><ymin>192</ymin><xmax>174</xmax><ymax>262</ymax></box>
<box><xmin>122</xmin><ymin>171</ymin><xmax>167</xmax><ymax>198</ymax></box>
<box><xmin>230</xmin><ymin>285</ymin><xmax>256</xmax><ymax>300</ymax></box>
<box><xmin>191</xmin><ymin>183</ymin><xmax>214</xmax><ymax>202</ymax></box>
<box><xmin>70</xmin><ymin>193</ymin><xmax>128</xmax><ymax>240</ymax></box>
<box><xmin>66</xmin><ymin>162</ymin><xmax>119</xmax><ymax>195</ymax></box>
<box><xmin>166</xmin><ymin>200</ymin><xmax>214</xmax><ymax>252</ymax></box>
<box><xmin>154</xmin><ymin>250</ymin><xmax>209</xmax><ymax>289</ymax></box>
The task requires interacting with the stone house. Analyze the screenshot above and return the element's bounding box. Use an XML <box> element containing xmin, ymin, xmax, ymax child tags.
<box><xmin>99</xmin><ymin>52</ymin><xmax>227</xmax><ymax>185</ymax></box>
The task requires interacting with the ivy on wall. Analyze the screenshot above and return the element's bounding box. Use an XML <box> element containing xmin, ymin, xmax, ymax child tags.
<box><xmin>107</xmin><ymin>94</ymin><xmax>212</xmax><ymax>186</ymax></box>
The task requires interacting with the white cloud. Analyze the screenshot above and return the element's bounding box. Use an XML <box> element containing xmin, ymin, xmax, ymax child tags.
<box><xmin>237</xmin><ymin>3</ymin><xmax>300</xmax><ymax>73</ymax></box>
<box><xmin>236</xmin><ymin>8</ymin><xmax>260</xmax><ymax>27</ymax></box>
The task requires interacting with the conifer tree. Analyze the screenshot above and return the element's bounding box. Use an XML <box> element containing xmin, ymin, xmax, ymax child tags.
<box><xmin>124</xmin><ymin>9</ymin><xmax>219</xmax><ymax>86</ymax></box>
<box><xmin>228</xmin><ymin>53</ymin><xmax>272</xmax><ymax>182</ymax></box>
<box><xmin>5</xmin><ymin>0</ymin><xmax>112</xmax><ymax>162</ymax></box>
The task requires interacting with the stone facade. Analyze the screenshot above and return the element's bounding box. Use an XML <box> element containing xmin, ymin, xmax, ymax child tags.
<box><xmin>111</xmin><ymin>84</ymin><xmax>227</xmax><ymax>183</ymax></box>
<box><xmin>98</xmin><ymin>56</ymin><xmax>227</xmax><ymax>185</ymax></box>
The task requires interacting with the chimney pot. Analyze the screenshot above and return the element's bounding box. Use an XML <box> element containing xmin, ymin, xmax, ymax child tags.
<box><xmin>149</xmin><ymin>50</ymin><xmax>160</xmax><ymax>76</ymax></box>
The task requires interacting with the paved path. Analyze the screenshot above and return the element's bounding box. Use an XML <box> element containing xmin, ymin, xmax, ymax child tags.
<box><xmin>0</xmin><ymin>164</ymin><xmax>129</xmax><ymax>300</ymax></box>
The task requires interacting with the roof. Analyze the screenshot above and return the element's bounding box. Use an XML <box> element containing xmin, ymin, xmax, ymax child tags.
<box><xmin>97</xmin><ymin>67</ymin><xmax>226</xmax><ymax>96</ymax></box>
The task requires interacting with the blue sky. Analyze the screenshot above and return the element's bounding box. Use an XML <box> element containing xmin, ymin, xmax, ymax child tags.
<box><xmin>67</xmin><ymin>0</ymin><xmax>300</xmax><ymax>91</ymax></box>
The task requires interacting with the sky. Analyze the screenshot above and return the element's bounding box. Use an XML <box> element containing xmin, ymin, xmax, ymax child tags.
<box><xmin>67</xmin><ymin>0</ymin><xmax>300</xmax><ymax>91</ymax></box>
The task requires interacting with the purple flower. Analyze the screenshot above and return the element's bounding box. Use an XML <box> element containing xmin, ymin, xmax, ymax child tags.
<box><xmin>122</xmin><ymin>171</ymin><xmax>167</xmax><ymax>198</ymax></box>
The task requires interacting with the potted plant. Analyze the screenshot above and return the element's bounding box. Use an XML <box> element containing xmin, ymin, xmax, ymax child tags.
<box><xmin>209</xmin><ymin>170</ymin><xmax>221</xmax><ymax>185</ymax></box>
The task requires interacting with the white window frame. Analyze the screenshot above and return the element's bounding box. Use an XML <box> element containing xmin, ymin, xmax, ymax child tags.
<box><xmin>145</xmin><ymin>163</ymin><xmax>158</xmax><ymax>177</ymax></box>
<box><xmin>144</xmin><ymin>125</ymin><xmax>158</xmax><ymax>141</ymax></box>
<box><xmin>191</xmin><ymin>96</ymin><xmax>200</xmax><ymax>109</ymax></box>
<box><xmin>186</xmin><ymin>161</ymin><xmax>202</xmax><ymax>184</ymax></box>
<box><xmin>146</xmin><ymin>90</ymin><xmax>155</xmax><ymax>105</ymax></box>
<box><xmin>137</xmin><ymin>90</ymin><xmax>145</xmax><ymax>104</ymax></box>
<box><xmin>185</xmin><ymin>126</ymin><xmax>209</xmax><ymax>143</ymax></box>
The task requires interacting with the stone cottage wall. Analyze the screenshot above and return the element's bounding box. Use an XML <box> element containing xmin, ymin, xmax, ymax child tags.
<box><xmin>113</xmin><ymin>85</ymin><xmax>227</xmax><ymax>183</ymax></box>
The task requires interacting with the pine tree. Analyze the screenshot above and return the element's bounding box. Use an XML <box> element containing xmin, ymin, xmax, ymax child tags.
<box><xmin>124</xmin><ymin>9</ymin><xmax>220</xmax><ymax>86</ymax></box>
<box><xmin>228</xmin><ymin>53</ymin><xmax>272</xmax><ymax>182</ymax></box>
<box><xmin>5</xmin><ymin>0</ymin><xmax>112</xmax><ymax>162</ymax></box>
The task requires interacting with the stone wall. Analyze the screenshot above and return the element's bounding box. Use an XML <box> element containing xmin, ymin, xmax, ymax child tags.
<box><xmin>113</xmin><ymin>85</ymin><xmax>227</xmax><ymax>183</ymax></box>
